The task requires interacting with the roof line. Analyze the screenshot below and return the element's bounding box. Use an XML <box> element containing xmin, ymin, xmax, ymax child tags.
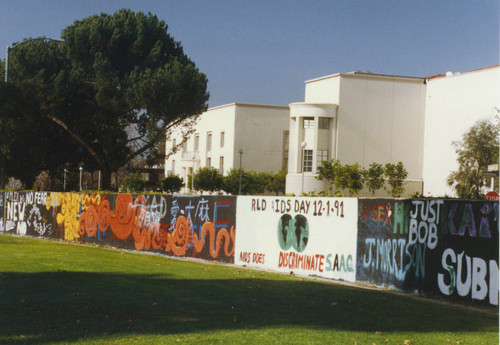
<box><xmin>426</xmin><ymin>64</ymin><xmax>500</xmax><ymax>80</ymax></box>
<box><xmin>207</xmin><ymin>102</ymin><xmax>289</xmax><ymax>111</ymax></box>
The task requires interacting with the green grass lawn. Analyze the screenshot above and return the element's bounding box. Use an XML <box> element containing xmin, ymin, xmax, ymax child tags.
<box><xmin>0</xmin><ymin>234</ymin><xmax>497</xmax><ymax>345</ymax></box>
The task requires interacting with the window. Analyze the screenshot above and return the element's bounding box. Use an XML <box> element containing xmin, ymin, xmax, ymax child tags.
<box><xmin>318</xmin><ymin>117</ymin><xmax>330</xmax><ymax>129</ymax></box>
<box><xmin>317</xmin><ymin>150</ymin><xmax>328</xmax><ymax>165</ymax></box>
<box><xmin>282</xmin><ymin>131</ymin><xmax>289</xmax><ymax>169</ymax></box>
<box><xmin>219</xmin><ymin>156</ymin><xmax>224</xmax><ymax>174</ymax></box>
<box><xmin>194</xmin><ymin>134</ymin><xmax>200</xmax><ymax>151</ymax></box>
<box><xmin>207</xmin><ymin>132</ymin><xmax>212</xmax><ymax>151</ymax></box>
<box><xmin>206</xmin><ymin>157</ymin><xmax>211</xmax><ymax>167</ymax></box>
<box><xmin>182</xmin><ymin>140</ymin><xmax>187</xmax><ymax>152</ymax></box>
<box><xmin>303</xmin><ymin>149</ymin><xmax>313</xmax><ymax>172</ymax></box>
<box><xmin>303</xmin><ymin>117</ymin><xmax>314</xmax><ymax>129</ymax></box>
<box><xmin>172</xmin><ymin>139</ymin><xmax>176</xmax><ymax>149</ymax></box>
<box><xmin>172</xmin><ymin>160</ymin><xmax>175</xmax><ymax>175</ymax></box>
<box><xmin>220</xmin><ymin>132</ymin><xmax>225</xmax><ymax>147</ymax></box>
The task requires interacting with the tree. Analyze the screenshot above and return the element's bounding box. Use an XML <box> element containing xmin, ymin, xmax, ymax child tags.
<box><xmin>316</xmin><ymin>160</ymin><xmax>364</xmax><ymax>196</ymax></box>
<box><xmin>193</xmin><ymin>167</ymin><xmax>224</xmax><ymax>193</ymax></box>
<box><xmin>3</xmin><ymin>9</ymin><xmax>209</xmax><ymax>189</ymax></box>
<box><xmin>267</xmin><ymin>169</ymin><xmax>287</xmax><ymax>195</ymax></box>
<box><xmin>338</xmin><ymin>163</ymin><xmax>364</xmax><ymax>196</ymax></box>
<box><xmin>120</xmin><ymin>173</ymin><xmax>146</xmax><ymax>192</ymax></box>
<box><xmin>447</xmin><ymin>118</ymin><xmax>499</xmax><ymax>199</ymax></box>
<box><xmin>363</xmin><ymin>163</ymin><xmax>385</xmax><ymax>195</ymax></box>
<box><xmin>161</xmin><ymin>174</ymin><xmax>184</xmax><ymax>194</ymax></box>
<box><xmin>222</xmin><ymin>168</ymin><xmax>265</xmax><ymax>195</ymax></box>
<box><xmin>317</xmin><ymin>159</ymin><xmax>343</xmax><ymax>195</ymax></box>
<box><xmin>384</xmin><ymin>161</ymin><xmax>408</xmax><ymax>197</ymax></box>
<box><xmin>222</xmin><ymin>169</ymin><xmax>243</xmax><ymax>195</ymax></box>
<box><xmin>0</xmin><ymin>40</ymin><xmax>85</xmax><ymax>187</ymax></box>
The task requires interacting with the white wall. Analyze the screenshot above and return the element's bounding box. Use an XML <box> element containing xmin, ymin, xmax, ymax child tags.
<box><xmin>336</xmin><ymin>74</ymin><xmax>426</xmax><ymax>180</ymax></box>
<box><xmin>304</xmin><ymin>74</ymin><xmax>341</xmax><ymax>104</ymax></box>
<box><xmin>235</xmin><ymin>196</ymin><xmax>358</xmax><ymax>282</ymax></box>
<box><xmin>423</xmin><ymin>66</ymin><xmax>500</xmax><ymax>197</ymax></box>
<box><xmin>165</xmin><ymin>104</ymin><xmax>236</xmax><ymax>193</ymax></box>
<box><xmin>288</xmin><ymin>73</ymin><xmax>426</xmax><ymax>196</ymax></box>
<box><xmin>165</xmin><ymin>103</ymin><xmax>289</xmax><ymax>193</ymax></box>
<box><xmin>234</xmin><ymin>104</ymin><xmax>290</xmax><ymax>173</ymax></box>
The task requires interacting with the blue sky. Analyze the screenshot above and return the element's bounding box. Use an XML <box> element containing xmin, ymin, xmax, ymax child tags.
<box><xmin>1</xmin><ymin>0</ymin><xmax>498</xmax><ymax>107</ymax></box>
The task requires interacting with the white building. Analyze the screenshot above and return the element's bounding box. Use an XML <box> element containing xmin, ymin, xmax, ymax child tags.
<box><xmin>166</xmin><ymin>66</ymin><xmax>499</xmax><ymax>197</ymax></box>
<box><xmin>165</xmin><ymin>103</ymin><xmax>289</xmax><ymax>193</ymax></box>
<box><xmin>423</xmin><ymin>65</ymin><xmax>500</xmax><ymax>197</ymax></box>
<box><xmin>286</xmin><ymin>72</ymin><xmax>426</xmax><ymax>196</ymax></box>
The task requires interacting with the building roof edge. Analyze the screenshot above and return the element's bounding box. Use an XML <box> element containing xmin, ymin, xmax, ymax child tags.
<box><xmin>208</xmin><ymin>102</ymin><xmax>289</xmax><ymax>111</ymax></box>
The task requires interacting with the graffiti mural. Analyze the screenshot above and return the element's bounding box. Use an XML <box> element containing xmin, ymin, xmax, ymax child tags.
<box><xmin>0</xmin><ymin>191</ymin><xmax>497</xmax><ymax>307</ymax></box>
<box><xmin>0</xmin><ymin>192</ymin><xmax>237</xmax><ymax>263</ymax></box>
<box><xmin>432</xmin><ymin>201</ymin><xmax>499</xmax><ymax>306</ymax></box>
<box><xmin>0</xmin><ymin>192</ymin><xmax>4</xmax><ymax>233</ymax></box>
<box><xmin>3</xmin><ymin>192</ymin><xmax>56</xmax><ymax>238</ymax></box>
<box><xmin>357</xmin><ymin>199</ymin><xmax>499</xmax><ymax>306</ymax></box>
<box><xmin>236</xmin><ymin>196</ymin><xmax>358</xmax><ymax>282</ymax></box>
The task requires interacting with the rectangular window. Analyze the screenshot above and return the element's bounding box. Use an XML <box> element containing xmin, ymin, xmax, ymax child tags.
<box><xmin>172</xmin><ymin>160</ymin><xmax>175</xmax><ymax>175</ymax></box>
<box><xmin>220</xmin><ymin>132</ymin><xmax>225</xmax><ymax>148</ymax></box>
<box><xmin>303</xmin><ymin>149</ymin><xmax>313</xmax><ymax>172</ymax></box>
<box><xmin>172</xmin><ymin>138</ymin><xmax>176</xmax><ymax>149</ymax></box>
<box><xmin>317</xmin><ymin>150</ymin><xmax>328</xmax><ymax>165</ymax></box>
<box><xmin>206</xmin><ymin>157</ymin><xmax>211</xmax><ymax>168</ymax></box>
<box><xmin>219</xmin><ymin>156</ymin><xmax>224</xmax><ymax>174</ymax></box>
<box><xmin>303</xmin><ymin>117</ymin><xmax>314</xmax><ymax>129</ymax></box>
<box><xmin>182</xmin><ymin>140</ymin><xmax>187</xmax><ymax>152</ymax></box>
<box><xmin>194</xmin><ymin>134</ymin><xmax>200</xmax><ymax>151</ymax></box>
<box><xmin>207</xmin><ymin>132</ymin><xmax>212</xmax><ymax>151</ymax></box>
<box><xmin>282</xmin><ymin>130</ymin><xmax>289</xmax><ymax>169</ymax></box>
<box><xmin>318</xmin><ymin>117</ymin><xmax>330</xmax><ymax>129</ymax></box>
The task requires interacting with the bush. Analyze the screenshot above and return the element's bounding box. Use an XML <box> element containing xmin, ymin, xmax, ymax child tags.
<box><xmin>384</xmin><ymin>161</ymin><xmax>408</xmax><ymax>197</ymax></box>
<box><xmin>120</xmin><ymin>174</ymin><xmax>146</xmax><ymax>192</ymax></box>
<box><xmin>363</xmin><ymin>163</ymin><xmax>385</xmax><ymax>195</ymax></box>
<box><xmin>193</xmin><ymin>167</ymin><xmax>224</xmax><ymax>193</ymax></box>
<box><xmin>161</xmin><ymin>174</ymin><xmax>184</xmax><ymax>194</ymax></box>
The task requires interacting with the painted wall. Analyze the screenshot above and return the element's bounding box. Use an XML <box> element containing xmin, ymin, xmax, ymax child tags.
<box><xmin>1</xmin><ymin>191</ymin><xmax>497</xmax><ymax>307</ymax></box>
<box><xmin>235</xmin><ymin>196</ymin><xmax>359</xmax><ymax>282</ymax></box>
<box><xmin>357</xmin><ymin>198</ymin><xmax>499</xmax><ymax>306</ymax></box>
<box><xmin>1</xmin><ymin>192</ymin><xmax>237</xmax><ymax>263</ymax></box>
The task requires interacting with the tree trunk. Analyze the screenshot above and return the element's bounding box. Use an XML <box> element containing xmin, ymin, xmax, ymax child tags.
<box><xmin>100</xmin><ymin>167</ymin><xmax>113</xmax><ymax>191</ymax></box>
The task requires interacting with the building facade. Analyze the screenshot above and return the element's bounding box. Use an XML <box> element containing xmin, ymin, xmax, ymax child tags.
<box><xmin>423</xmin><ymin>65</ymin><xmax>500</xmax><ymax>197</ymax></box>
<box><xmin>165</xmin><ymin>103</ymin><xmax>289</xmax><ymax>193</ymax></box>
<box><xmin>166</xmin><ymin>66</ymin><xmax>498</xmax><ymax>197</ymax></box>
<box><xmin>286</xmin><ymin>72</ymin><xmax>426</xmax><ymax>196</ymax></box>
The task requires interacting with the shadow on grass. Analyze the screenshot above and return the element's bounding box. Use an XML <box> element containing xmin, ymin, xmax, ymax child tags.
<box><xmin>0</xmin><ymin>271</ymin><xmax>497</xmax><ymax>344</ymax></box>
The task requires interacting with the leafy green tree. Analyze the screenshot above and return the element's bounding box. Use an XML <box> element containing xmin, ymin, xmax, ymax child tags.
<box><xmin>0</xmin><ymin>40</ymin><xmax>85</xmax><ymax>187</ymax></box>
<box><xmin>384</xmin><ymin>161</ymin><xmax>408</xmax><ymax>197</ymax></box>
<box><xmin>317</xmin><ymin>160</ymin><xmax>363</xmax><ymax>196</ymax></box>
<box><xmin>120</xmin><ymin>173</ymin><xmax>146</xmax><ymax>192</ymax></box>
<box><xmin>267</xmin><ymin>169</ymin><xmax>287</xmax><ymax>195</ymax></box>
<box><xmin>363</xmin><ymin>163</ymin><xmax>385</xmax><ymax>195</ymax></box>
<box><xmin>317</xmin><ymin>159</ymin><xmax>343</xmax><ymax>194</ymax></box>
<box><xmin>193</xmin><ymin>167</ymin><xmax>223</xmax><ymax>193</ymax></box>
<box><xmin>3</xmin><ymin>9</ymin><xmax>209</xmax><ymax>189</ymax></box>
<box><xmin>223</xmin><ymin>169</ymin><xmax>243</xmax><ymax>195</ymax></box>
<box><xmin>223</xmin><ymin>168</ymin><xmax>267</xmax><ymax>195</ymax></box>
<box><xmin>337</xmin><ymin>163</ymin><xmax>364</xmax><ymax>196</ymax></box>
<box><xmin>161</xmin><ymin>174</ymin><xmax>184</xmax><ymax>193</ymax></box>
<box><xmin>447</xmin><ymin>118</ymin><xmax>499</xmax><ymax>199</ymax></box>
